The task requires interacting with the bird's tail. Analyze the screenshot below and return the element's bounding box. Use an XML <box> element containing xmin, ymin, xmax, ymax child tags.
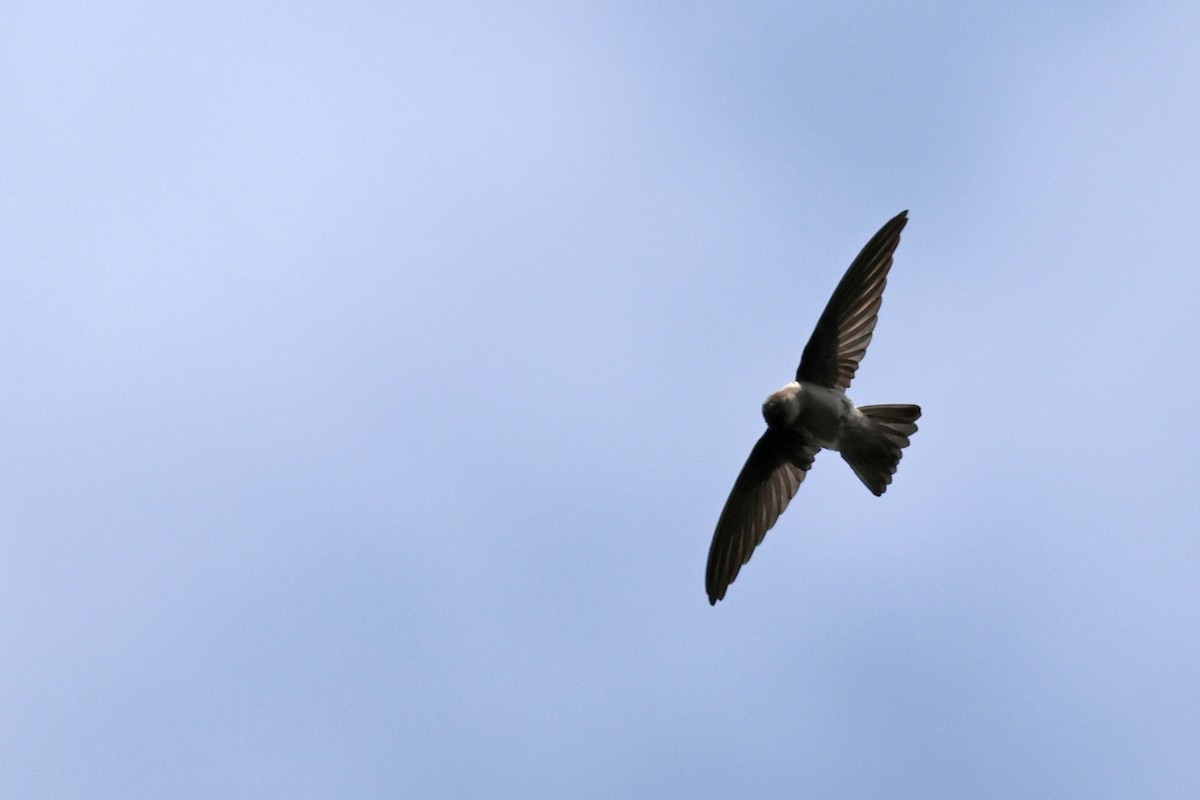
<box><xmin>839</xmin><ymin>404</ymin><xmax>921</xmax><ymax>496</ymax></box>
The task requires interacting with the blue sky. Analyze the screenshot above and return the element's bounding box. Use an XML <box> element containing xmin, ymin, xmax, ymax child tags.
<box><xmin>4</xmin><ymin>2</ymin><xmax>1199</xmax><ymax>797</ymax></box>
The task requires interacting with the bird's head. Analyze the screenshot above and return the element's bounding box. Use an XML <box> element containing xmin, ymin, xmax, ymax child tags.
<box><xmin>761</xmin><ymin>383</ymin><xmax>801</xmax><ymax>427</ymax></box>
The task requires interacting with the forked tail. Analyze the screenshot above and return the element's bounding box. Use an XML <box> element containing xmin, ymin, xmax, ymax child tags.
<box><xmin>839</xmin><ymin>404</ymin><xmax>921</xmax><ymax>496</ymax></box>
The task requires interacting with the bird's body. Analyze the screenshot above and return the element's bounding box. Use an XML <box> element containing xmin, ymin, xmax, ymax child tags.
<box><xmin>705</xmin><ymin>211</ymin><xmax>921</xmax><ymax>604</ymax></box>
<box><xmin>763</xmin><ymin>380</ymin><xmax>854</xmax><ymax>449</ymax></box>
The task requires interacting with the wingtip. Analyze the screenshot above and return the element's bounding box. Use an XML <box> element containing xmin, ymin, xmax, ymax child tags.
<box><xmin>706</xmin><ymin>575</ymin><xmax>725</xmax><ymax>604</ymax></box>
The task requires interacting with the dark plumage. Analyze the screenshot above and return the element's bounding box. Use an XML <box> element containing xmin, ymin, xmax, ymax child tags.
<box><xmin>706</xmin><ymin>211</ymin><xmax>921</xmax><ymax>604</ymax></box>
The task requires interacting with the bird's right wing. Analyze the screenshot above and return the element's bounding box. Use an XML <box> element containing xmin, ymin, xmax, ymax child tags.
<box><xmin>705</xmin><ymin>428</ymin><xmax>819</xmax><ymax>604</ymax></box>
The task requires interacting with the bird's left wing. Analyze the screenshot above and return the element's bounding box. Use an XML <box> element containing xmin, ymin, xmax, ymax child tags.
<box><xmin>705</xmin><ymin>428</ymin><xmax>819</xmax><ymax>604</ymax></box>
<box><xmin>796</xmin><ymin>211</ymin><xmax>908</xmax><ymax>391</ymax></box>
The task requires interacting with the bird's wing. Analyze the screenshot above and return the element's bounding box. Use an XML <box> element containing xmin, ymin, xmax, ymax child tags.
<box><xmin>705</xmin><ymin>428</ymin><xmax>819</xmax><ymax>604</ymax></box>
<box><xmin>796</xmin><ymin>210</ymin><xmax>908</xmax><ymax>391</ymax></box>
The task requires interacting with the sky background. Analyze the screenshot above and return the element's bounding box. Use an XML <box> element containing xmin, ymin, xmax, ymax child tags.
<box><xmin>3</xmin><ymin>1</ymin><xmax>1199</xmax><ymax>797</ymax></box>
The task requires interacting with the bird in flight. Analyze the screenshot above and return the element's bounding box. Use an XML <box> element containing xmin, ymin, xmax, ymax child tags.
<box><xmin>706</xmin><ymin>211</ymin><xmax>920</xmax><ymax>604</ymax></box>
